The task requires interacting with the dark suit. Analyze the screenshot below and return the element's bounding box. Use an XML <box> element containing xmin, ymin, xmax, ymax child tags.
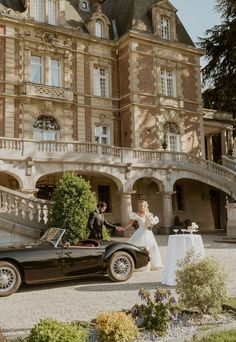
<box><xmin>87</xmin><ymin>209</ymin><xmax>116</xmax><ymax>239</ymax></box>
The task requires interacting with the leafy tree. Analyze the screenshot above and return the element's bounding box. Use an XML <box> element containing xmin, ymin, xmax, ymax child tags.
<box><xmin>48</xmin><ymin>172</ymin><xmax>97</xmax><ymax>242</ymax></box>
<box><xmin>199</xmin><ymin>0</ymin><xmax>236</xmax><ymax>115</ymax></box>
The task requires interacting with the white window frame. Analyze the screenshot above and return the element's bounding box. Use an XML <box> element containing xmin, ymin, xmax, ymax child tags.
<box><xmin>94</xmin><ymin>125</ymin><xmax>110</xmax><ymax>145</ymax></box>
<box><xmin>48</xmin><ymin>0</ymin><xmax>57</xmax><ymax>25</ymax></box>
<box><xmin>34</xmin><ymin>0</ymin><xmax>44</xmax><ymax>22</ymax></box>
<box><xmin>50</xmin><ymin>58</ymin><xmax>60</xmax><ymax>87</ymax></box>
<box><xmin>93</xmin><ymin>66</ymin><xmax>109</xmax><ymax>97</ymax></box>
<box><xmin>31</xmin><ymin>55</ymin><xmax>43</xmax><ymax>84</ymax></box>
<box><xmin>161</xmin><ymin>68</ymin><xmax>176</xmax><ymax>97</ymax></box>
<box><xmin>161</xmin><ymin>17</ymin><xmax>170</xmax><ymax>40</ymax></box>
<box><xmin>167</xmin><ymin>133</ymin><xmax>180</xmax><ymax>152</ymax></box>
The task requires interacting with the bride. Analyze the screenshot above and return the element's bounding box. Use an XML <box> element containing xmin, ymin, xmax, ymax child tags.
<box><xmin>124</xmin><ymin>200</ymin><xmax>163</xmax><ymax>271</ymax></box>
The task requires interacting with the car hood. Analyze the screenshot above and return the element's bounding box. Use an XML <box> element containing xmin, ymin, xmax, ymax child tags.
<box><xmin>0</xmin><ymin>242</ymin><xmax>39</xmax><ymax>251</ymax></box>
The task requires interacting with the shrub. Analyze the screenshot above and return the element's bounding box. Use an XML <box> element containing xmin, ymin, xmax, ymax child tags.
<box><xmin>26</xmin><ymin>318</ymin><xmax>88</xmax><ymax>342</ymax></box>
<box><xmin>102</xmin><ymin>225</ymin><xmax>111</xmax><ymax>240</ymax></box>
<box><xmin>96</xmin><ymin>311</ymin><xmax>139</xmax><ymax>342</ymax></box>
<box><xmin>131</xmin><ymin>287</ymin><xmax>178</xmax><ymax>336</ymax></box>
<box><xmin>176</xmin><ymin>250</ymin><xmax>228</xmax><ymax>314</ymax></box>
<box><xmin>48</xmin><ymin>173</ymin><xmax>97</xmax><ymax>242</ymax></box>
<box><xmin>0</xmin><ymin>327</ymin><xmax>7</xmax><ymax>342</ymax></box>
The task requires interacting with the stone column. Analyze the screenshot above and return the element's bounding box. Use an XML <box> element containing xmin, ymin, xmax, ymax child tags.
<box><xmin>226</xmin><ymin>202</ymin><xmax>236</xmax><ymax>238</ymax></box>
<box><xmin>120</xmin><ymin>190</ymin><xmax>135</xmax><ymax>237</ymax></box>
<box><xmin>160</xmin><ymin>192</ymin><xmax>174</xmax><ymax>234</ymax></box>
<box><xmin>221</xmin><ymin>129</ymin><xmax>227</xmax><ymax>156</ymax></box>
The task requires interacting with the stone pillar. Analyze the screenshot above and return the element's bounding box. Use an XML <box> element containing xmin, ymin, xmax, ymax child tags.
<box><xmin>160</xmin><ymin>192</ymin><xmax>174</xmax><ymax>234</ymax></box>
<box><xmin>206</xmin><ymin>136</ymin><xmax>213</xmax><ymax>161</ymax></box>
<box><xmin>221</xmin><ymin>129</ymin><xmax>227</xmax><ymax>155</ymax></box>
<box><xmin>120</xmin><ymin>190</ymin><xmax>135</xmax><ymax>237</ymax></box>
<box><xmin>226</xmin><ymin>202</ymin><xmax>236</xmax><ymax>238</ymax></box>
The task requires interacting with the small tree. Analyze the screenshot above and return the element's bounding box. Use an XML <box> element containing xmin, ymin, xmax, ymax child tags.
<box><xmin>176</xmin><ymin>250</ymin><xmax>228</xmax><ymax>314</ymax></box>
<box><xmin>48</xmin><ymin>173</ymin><xmax>97</xmax><ymax>242</ymax></box>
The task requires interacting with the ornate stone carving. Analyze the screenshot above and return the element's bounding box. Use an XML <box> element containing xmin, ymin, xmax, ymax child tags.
<box><xmin>35</xmin><ymin>30</ymin><xmax>59</xmax><ymax>45</ymax></box>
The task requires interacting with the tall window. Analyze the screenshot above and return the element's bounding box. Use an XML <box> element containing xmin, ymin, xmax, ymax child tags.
<box><xmin>161</xmin><ymin>68</ymin><xmax>176</xmax><ymax>97</ymax></box>
<box><xmin>33</xmin><ymin>115</ymin><xmax>60</xmax><ymax>140</ymax></box>
<box><xmin>164</xmin><ymin>122</ymin><xmax>180</xmax><ymax>152</ymax></box>
<box><xmin>93</xmin><ymin>67</ymin><xmax>109</xmax><ymax>97</ymax></box>
<box><xmin>50</xmin><ymin>59</ymin><xmax>60</xmax><ymax>86</ymax></box>
<box><xmin>95</xmin><ymin>20</ymin><xmax>103</xmax><ymax>37</ymax></box>
<box><xmin>31</xmin><ymin>56</ymin><xmax>43</xmax><ymax>84</ymax></box>
<box><xmin>34</xmin><ymin>0</ymin><xmax>44</xmax><ymax>22</ymax></box>
<box><xmin>95</xmin><ymin>125</ymin><xmax>110</xmax><ymax>144</ymax></box>
<box><xmin>48</xmin><ymin>0</ymin><xmax>57</xmax><ymax>25</ymax></box>
<box><xmin>161</xmin><ymin>17</ymin><xmax>170</xmax><ymax>40</ymax></box>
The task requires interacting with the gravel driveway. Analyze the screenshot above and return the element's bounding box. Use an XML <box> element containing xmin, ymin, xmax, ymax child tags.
<box><xmin>0</xmin><ymin>235</ymin><xmax>235</xmax><ymax>338</ymax></box>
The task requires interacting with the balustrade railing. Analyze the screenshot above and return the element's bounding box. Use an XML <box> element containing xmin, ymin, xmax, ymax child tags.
<box><xmin>222</xmin><ymin>155</ymin><xmax>236</xmax><ymax>172</ymax></box>
<box><xmin>0</xmin><ymin>186</ymin><xmax>49</xmax><ymax>228</ymax></box>
<box><xmin>0</xmin><ymin>137</ymin><xmax>236</xmax><ymax>189</ymax></box>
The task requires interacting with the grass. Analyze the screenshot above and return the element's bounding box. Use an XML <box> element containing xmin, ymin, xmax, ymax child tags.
<box><xmin>191</xmin><ymin>328</ymin><xmax>236</xmax><ymax>341</ymax></box>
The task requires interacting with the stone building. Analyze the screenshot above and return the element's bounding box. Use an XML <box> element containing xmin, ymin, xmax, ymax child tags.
<box><xmin>0</xmin><ymin>0</ymin><xmax>235</xmax><ymax>242</ymax></box>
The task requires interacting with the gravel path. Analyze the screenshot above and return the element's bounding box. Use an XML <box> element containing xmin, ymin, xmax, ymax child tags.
<box><xmin>0</xmin><ymin>235</ymin><xmax>235</xmax><ymax>337</ymax></box>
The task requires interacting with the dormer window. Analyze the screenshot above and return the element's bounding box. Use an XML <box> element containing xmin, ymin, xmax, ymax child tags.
<box><xmin>161</xmin><ymin>17</ymin><xmax>170</xmax><ymax>40</ymax></box>
<box><xmin>95</xmin><ymin>20</ymin><xmax>103</xmax><ymax>37</ymax></box>
<box><xmin>80</xmin><ymin>0</ymin><xmax>89</xmax><ymax>11</ymax></box>
<box><xmin>151</xmin><ymin>2</ymin><xmax>177</xmax><ymax>41</ymax></box>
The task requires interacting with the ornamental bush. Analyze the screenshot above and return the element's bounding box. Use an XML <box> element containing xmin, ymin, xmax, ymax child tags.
<box><xmin>0</xmin><ymin>328</ymin><xmax>7</xmax><ymax>342</ymax></box>
<box><xmin>131</xmin><ymin>287</ymin><xmax>178</xmax><ymax>336</ymax></box>
<box><xmin>176</xmin><ymin>250</ymin><xmax>228</xmax><ymax>314</ymax></box>
<box><xmin>26</xmin><ymin>318</ymin><xmax>88</xmax><ymax>342</ymax></box>
<box><xmin>96</xmin><ymin>311</ymin><xmax>139</xmax><ymax>342</ymax></box>
<box><xmin>48</xmin><ymin>172</ymin><xmax>97</xmax><ymax>242</ymax></box>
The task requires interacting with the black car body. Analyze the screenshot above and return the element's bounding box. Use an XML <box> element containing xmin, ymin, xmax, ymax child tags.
<box><xmin>0</xmin><ymin>228</ymin><xmax>150</xmax><ymax>296</ymax></box>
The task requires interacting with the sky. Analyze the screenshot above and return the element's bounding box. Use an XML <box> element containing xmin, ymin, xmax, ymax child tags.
<box><xmin>170</xmin><ymin>0</ymin><xmax>222</xmax><ymax>67</ymax></box>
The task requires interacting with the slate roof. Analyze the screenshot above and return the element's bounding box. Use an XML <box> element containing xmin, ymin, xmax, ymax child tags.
<box><xmin>0</xmin><ymin>0</ymin><xmax>26</xmax><ymax>12</ymax></box>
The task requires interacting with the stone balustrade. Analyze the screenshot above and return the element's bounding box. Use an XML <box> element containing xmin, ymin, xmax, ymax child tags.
<box><xmin>0</xmin><ymin>137</ymin><xmax>236</xmax><ymax>192</ymax></box>
<box><xmin>222</xmin><ymin>155</ymin><xmax>236</xmax><ymax>172</ymax></box>
<box><xmin>0</xmin><ymin>186</ymin><xmax>49</xmax><ymax>228</ymax></box>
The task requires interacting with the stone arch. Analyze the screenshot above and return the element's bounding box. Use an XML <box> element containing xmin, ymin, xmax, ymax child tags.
<box><xmin>172</xmin><ymin>177</ymin><xmax>228</xmax><ymax>231</ymax></box>
<box><xmin>0</xmin><ymin>171</ymin><xmax>22</xmax><ymax>190</ymax></box>
<box><xmin>158</xmin><ymin>109</ymin><xmax>185</xmax><ymax>151</ymax></box>
<box><xmin>33</xmin><ymin>114</ymin><xmax>60</xmax><ymax>140</ymax></box>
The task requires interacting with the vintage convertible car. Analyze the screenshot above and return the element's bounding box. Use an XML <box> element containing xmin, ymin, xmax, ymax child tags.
<box><xmin>0</xmin><ymin>227</ymin><xmax>150</xmax><ymax>297</ymax></box>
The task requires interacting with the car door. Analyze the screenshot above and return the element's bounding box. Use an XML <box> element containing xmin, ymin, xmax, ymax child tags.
<box><xmin>22</xmin><ymin>246</ymin><xmax>64</xmax><ymax>283</ymax></box>
<box><xmin>61</xmin><ymin>246</ymin><xmax>104</xmax><ymax>278</ymax></box>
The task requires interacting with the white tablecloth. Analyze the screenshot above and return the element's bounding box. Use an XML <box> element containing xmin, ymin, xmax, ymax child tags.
<box><xmin>162</xmin><ymin>234</ymin><xmax>206</xmax><ymax>286</ymax></box>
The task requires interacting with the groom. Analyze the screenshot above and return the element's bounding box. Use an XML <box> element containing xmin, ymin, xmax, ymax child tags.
<box><xmin>87</xmin><ymin>202</ymin><xmax>123</xmax><ymax>239</ymax></box>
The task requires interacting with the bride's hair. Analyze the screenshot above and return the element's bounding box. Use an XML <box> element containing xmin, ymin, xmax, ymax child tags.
<box><xmin>138</xmin><ymin>200</ymin><xmax>149</xmax><ymax>212</ymax></box>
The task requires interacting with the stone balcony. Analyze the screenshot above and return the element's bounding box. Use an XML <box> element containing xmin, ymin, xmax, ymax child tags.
<box><xmin>20</xmin><ymin>82</ymin><xmax>74</xmax><ymax>101</ymax></box>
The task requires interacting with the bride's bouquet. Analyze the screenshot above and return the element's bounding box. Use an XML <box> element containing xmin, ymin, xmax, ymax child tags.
<box><xmin>145</xmin><ymin>212</ymin><xmax>159</xmax><ymax>230</ymax></box>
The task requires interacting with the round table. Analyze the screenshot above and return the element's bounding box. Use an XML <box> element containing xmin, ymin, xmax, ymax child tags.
<box><xmin>162</xmin><ymin>234</ymin><xmax>205</xmax><ymax>286</ymax></box>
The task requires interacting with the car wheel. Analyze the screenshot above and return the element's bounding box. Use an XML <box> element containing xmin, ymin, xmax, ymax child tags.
<box><xmin>107</xmin><ymin>251</ymin><xmax>134</xmax><ymax>282</ymax></box>
<box><xmin>0</xmin><ymin>261</ymin><xmax>21</xmax><ymax>297</ymax></box>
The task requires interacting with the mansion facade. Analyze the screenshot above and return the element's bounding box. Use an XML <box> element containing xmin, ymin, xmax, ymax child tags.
<box><xmin>0</xmin><ymin>0</ymin><xmax>235</xmax><ymax>242</ymax></box>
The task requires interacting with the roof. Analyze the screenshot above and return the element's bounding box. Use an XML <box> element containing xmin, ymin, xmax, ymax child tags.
<box><xmin>0</xmin><ymin>0</ymin><xmax>26</xmax><ymax>12</ymax></box>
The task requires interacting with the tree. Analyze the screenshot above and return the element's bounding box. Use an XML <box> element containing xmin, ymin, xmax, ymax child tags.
<box><xmin>0</xmin><ymin>0</ymin><xmax>26</xmax><ymax>12</ymax></box>
<box><xmin>199</xmin><ymin>0</ymin><xmax>236</xmax><ymax>115</ymax></box>
<box><xmin>48</xmin><ymin>172</ymin><xmax>97</xmax><ymax>242</ymax></box>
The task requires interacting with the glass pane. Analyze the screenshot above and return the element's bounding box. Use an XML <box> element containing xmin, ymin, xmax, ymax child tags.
<box><xmin>34</xmin><ymin>0</ymin><xmax>44</xmax><ymax>22</ymax></box>
<box><xmin>31</xmin><ymin>56</ymin><xmax>42</xmax><ymax>83</ymax></box>
<box><xmin>48</xmin><ymin>0</ymin><xmax>56</xmax><ymax>25</ymax></box>
<box><xmin>51</xmin><ymin>59</ymin><xmax>60</xmax><ymax>86</ymax></box>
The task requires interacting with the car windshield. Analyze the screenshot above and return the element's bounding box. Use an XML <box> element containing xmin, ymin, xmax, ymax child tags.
<box><xmin>38</xmin><ymin>228</ymin><xmax>65</xmax><ymax>247</ymax></box>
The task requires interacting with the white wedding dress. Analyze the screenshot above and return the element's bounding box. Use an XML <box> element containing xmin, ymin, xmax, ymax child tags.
<box><xmin>127</xmin><ymin>212</ymin><xmax>163</xmax><ymax>271</ymax></box>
